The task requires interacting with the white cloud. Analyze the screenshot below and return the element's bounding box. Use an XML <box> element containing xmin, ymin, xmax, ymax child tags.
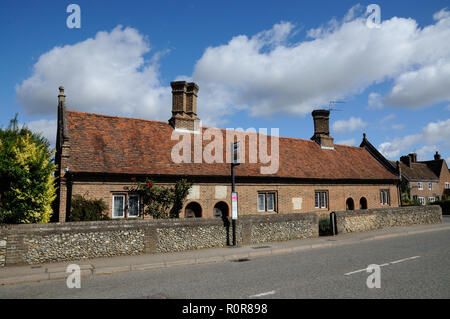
<box><xmin>416</xmin><ymin>145</ymin><xmax>438</xmax><ymax>160</ymax></box>
<box><xmin>367</xmin><ymin>92</ymin><xmax>384</xmax><ymax>110</ymax></box>
<box><xmin>385</xmin><ymin>58</ymin><xmax>450</xmax><ymax>108</ymax></box>
<box><xmin>344</xmin><ymin>4</ymin><xmax>364</xmax><ymax>22</ymax></box>
<box><xmin>378</xmin><ymin>118</ymin><xmax>450</xmax><ymax>159</ymax></box>
<box><xmin>433</xmin><ymin>8</ymin><xmax>450</xmax><ymax>21</ymax></box>
<box><xmin>15</xmin><ymin>8</ymin><xmax>450</xmax><ymax>128</ymax></box>
<box><xmin>332</xmin><ymin>117</ymin><xmax>367</xmax><ymax>134</ymax></box>
<box><xmin>391</xmin><ymin>124</ymin><xmax>404</xmax><ymax>130</ymax></box>
<box><xmin>16</xmin><ymin>26</ymin><xmax>171</xmax><ymax>122</ymax></box>
<box><xmin>193</xmin><ymin>8</ymin><xmax>450</xmax><ymax>118</ymax></box>
<box><xmin>378</xmin><ymin>134</ymin><xmax>422</xmax><ymax>159</ymax></box>
<box><xmin>422</xmin><ymin>118</ymin><xmax>450</xmax><ymax>144</ymax></box>
<box><xmin>380</xmin><ymin>113</ymin><xmax>396</xmax><ymax>124</ymax></box>
<box><xmin>335</xmin><ymin>138</ymin><xmax>356</xmax><ymax>146</ymax></box>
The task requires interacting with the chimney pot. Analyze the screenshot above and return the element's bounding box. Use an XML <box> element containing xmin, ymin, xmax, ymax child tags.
<box><xmin>434</xmin><ymin>151</ymin><xmax>441</xmax><ymax>160</ymax></box>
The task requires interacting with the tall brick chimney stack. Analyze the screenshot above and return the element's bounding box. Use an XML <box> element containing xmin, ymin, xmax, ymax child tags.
<box><xmin>311</xmin><ymin>109</ymin><xmax>334</xmax><ymax>149</ymax></box>
<box><xmin>408</xmin><ymin>153</ymin><xmax>417</xmax><ymax>163</ymax></box>
<box><xmin>169</xmin><ymin>81</ymin><xmax>200</xmax><ymax>131</ymax></box>
<box><xmin>434</xmin><ymin>151</ymin><xmax>441</xmax><ymax>160</ymax></box>
<box><xmin>400</xmin><ymin>155</ymin><xmax>411</xmax><ymax>167</ymax></box>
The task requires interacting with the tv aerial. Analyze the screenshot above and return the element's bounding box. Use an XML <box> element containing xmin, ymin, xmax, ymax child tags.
<box><xmin>328</xmin><ymin>100</ymin><xmax>346</xmax><ymax>111</ymax></box>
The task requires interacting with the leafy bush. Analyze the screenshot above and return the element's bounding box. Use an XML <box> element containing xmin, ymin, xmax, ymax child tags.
<box><xmin>319</xmin><ymin>216</ymin><xmax>332</xmax><ymax>236</ymax></box>
<box><xmin>69</xmin><ymin>195</ymin><xmax>110</xmax><ymax>221</ymax></box>
<box><xmin>401</xmin><ymin>198</ymin><xmax>422</xmax><ymax>206</ymax></box>
<box><xmin>0</xmin><ymin>115</ymin><xmax>56</xmax><ymax>224</ymax></box>
<box><xmin>131</xmin><ymin>178</ymin><xmax>192</xmax><ymax>219</ymax></box>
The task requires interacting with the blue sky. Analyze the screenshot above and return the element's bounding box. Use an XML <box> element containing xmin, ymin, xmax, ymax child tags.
<box><xmin>0</xmin><ymin>0</ymin><xmax>449</xmax><ymax>163</ymax></box>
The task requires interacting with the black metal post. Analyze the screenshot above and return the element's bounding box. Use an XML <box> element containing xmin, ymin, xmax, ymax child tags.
<box><xmin>330</xmin><ymin>212</ymin><xmax>337</xmax><ymax>236</ymax></box>
<box><xmin>231</xmin><ymin>163</ymin><xmax>236</xmax><ymax>246</ymax></box>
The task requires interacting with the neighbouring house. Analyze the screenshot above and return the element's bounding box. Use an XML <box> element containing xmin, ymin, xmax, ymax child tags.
<box><xmin>395</xmin><ymin>152</ymin><xmax>450</xmax><ymax>205</ymax></box>
<box><xmin>54</xmin><ymin>82</ymin><xmax>400</xmax><ymax>222</ymax></box>
<box><xmin>361</xmin><ymin>137</ymin><xmax>450</xmax><ymax>205</ymax></box>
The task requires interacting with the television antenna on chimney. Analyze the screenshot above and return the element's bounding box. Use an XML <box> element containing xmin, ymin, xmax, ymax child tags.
<box><xmin>328</xmin><ymin>100</ymin><xmax>346</xmax><ymax>111</ymax></box>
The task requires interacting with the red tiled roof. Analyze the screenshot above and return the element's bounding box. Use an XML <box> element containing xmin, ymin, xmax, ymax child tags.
<box><xmin>66</xmin><ymin>111</ymin><xmax>398</xmax><ymax>181</ymax></box>
<box><xmin>395</xmin><ymin>161</ymin><xmax>439</xmax><ymax>181</ymax></box>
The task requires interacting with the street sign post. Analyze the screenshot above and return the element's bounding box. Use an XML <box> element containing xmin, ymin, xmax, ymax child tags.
<box><xmin>232</xmin><ymin>192</ymin><xmax>238</xmax><ymax>220</ymax></box>
<box><xmin>231</xmin><ymin>142</ymin><xmax>240</xmax><ymax>246</ymax></box>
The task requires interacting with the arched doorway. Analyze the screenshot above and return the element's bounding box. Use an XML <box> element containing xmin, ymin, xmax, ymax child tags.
<box><xmin>360</xmin><ymin>197</ymin><xmax>368</xmax><ymax>209</ymax></box>
<box><xmin>185</xmin><ymin>202</ymin><xmax>202</xmax><ymax>218</ymax></box>
<box><xmin>346</xmin><ymin>198</ymin><xmax>355</xmax><ymax>210</ymax></box>
<box><xmin>213</xmin><ymin>201</ymin><xmax>229</xmax><ymax>218</ymax></box>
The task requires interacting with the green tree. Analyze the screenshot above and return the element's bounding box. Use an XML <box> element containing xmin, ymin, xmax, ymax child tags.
<box><xmin>0</xmin><ymin>115</ymin><xmax>56</xmax><ymax>223</ymax></box>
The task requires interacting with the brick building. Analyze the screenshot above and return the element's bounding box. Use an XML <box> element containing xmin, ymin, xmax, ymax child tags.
<box><xmin>395</xmin><ymin>152</ymin><xmax>450</xmax><ymax>204</ymax></box>
<box><xmin>54</xmin><ymin>82</ymin><xmax>400</xmax><ymax>222</ymax></box>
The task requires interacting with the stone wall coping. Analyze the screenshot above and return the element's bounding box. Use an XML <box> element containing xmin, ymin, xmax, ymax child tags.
<box><xmin>334</xmin><ymin>205</ymin><xmax>442</xmax><ymax>218</ymax></box>
<box><xmin>0</xmin><ymin>212</ymin><xmax>318</xmax><ymax>235</ymax></box>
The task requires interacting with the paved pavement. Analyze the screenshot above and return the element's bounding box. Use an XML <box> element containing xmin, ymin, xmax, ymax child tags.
<box><xmin>0</xmin><ymin>221</ymin><xmax>449</xmax><ymax>298</ymax></box>
<box><xmin>0</xmin><ymin>217</ymin><xmax>449</xmax><ymax>287</ymax></box>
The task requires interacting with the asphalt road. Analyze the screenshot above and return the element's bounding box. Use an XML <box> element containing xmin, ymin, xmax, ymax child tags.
<box><xmin>0</xmin><ymin>228</ymin><xmax>449</xmax><ymax>299</ymax></box>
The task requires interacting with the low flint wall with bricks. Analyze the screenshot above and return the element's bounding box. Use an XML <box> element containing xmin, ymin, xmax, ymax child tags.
<box><xmin>0</xmin><ymin>212</ymin><xmax>318</xmax><ymax>267</ymax></box>
<box><xmin>334</xmin><ymin>205</ymin><xmax>442</xmax><ymax>234</ymax></box>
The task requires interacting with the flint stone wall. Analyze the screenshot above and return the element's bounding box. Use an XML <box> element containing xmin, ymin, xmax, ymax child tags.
<box><xmin>0</xmin><ymin>212</ymin><xmax>318</xmax><ymax>267</ymax></box>
<box><xmin>334</xmin><ymin>205</ymin><xmax>442</xmax><ymax>234</ymax></box>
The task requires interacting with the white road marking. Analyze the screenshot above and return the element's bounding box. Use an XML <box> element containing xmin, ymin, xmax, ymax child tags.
<box><xmin>344</xmin><ymin>256</ymin><xmax>421</xmax><ymax>276</ymax></box>
<box><xmin>390</xmin><ymin>256</ymin><xmax>420</xmax><ymax>264</ymax></box>
<box><xmin>249</xmin><ymin>290</ymin><xmax>276</xmax><ymax>298</ymax></box>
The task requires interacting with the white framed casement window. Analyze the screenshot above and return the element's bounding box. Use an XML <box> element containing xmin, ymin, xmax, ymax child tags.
<box><xmin>128</xmin><ymin>195</ymin><xmax>140</xmax><ymax>217</ymax></box>
<box><xmin>428</xmin><ymin>197</ymin><xmax>435</xmax><ymax>203</ymax></box>
<box><xmin>428</xmin><ymin>182</ymin><xmax>433</xmax><ymax>190</ymax></box>
<box><xmin>418</xmin><ymin>197</ymin><xmax>425</xmax><ymax>205</ymax></box>
<box><xmin>418</xmin><ymin>182</ymin><xmax>423</xmax><ymax>190</ymax></box>
<box><xmin>445</xmin><ymin>182</ymin><xmax>449</xmax><ymax>189</ymax></box>
<box><xmin>257</xmin><ymin>191</ymin><xmax>277</xmax><ymax>212</ymax></box>
<box><xmin>112</xmin><ymin>195</ymin><xmax>125</xmax><ymax>218</ymax></box>
<box><xmin>315</xmin><ymin>191</ymin><xmax>328</xmax><ymax>209</ymax></box>
<box><xmin>380</xmin><ymin>189</ymin><xmax>390</xmax><ymax>205</ymax></box>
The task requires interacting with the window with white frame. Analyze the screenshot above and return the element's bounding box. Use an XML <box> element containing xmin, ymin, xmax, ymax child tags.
<box><xmin>428</xmin><ymin>182</ymin><xmax>433</xmax><ymax>190</ymax></box>
<box><xmin>315</xmin><ymin>191</ymin><xmax>328</xmax><ymax>209</ymax></box>
<box><xmin>257</xmin><ymin>191</ymin><xmax>277</xmax><ymax>212</ymax></box>
<box><xmin>418</xmin><ymin>197</ymin><xmax>425</xmax><ymax>205</ymax></box>
<box><xmin>380</xmin><ymin>189</ymin><xmax>390</xmax><ymax>205</ymax></box>
<box><xmin>113</xmin><ymin>194</ymin><xmax>140</xmax><ymax>218</ymax></box>
<box><xmin>418</xmin><ymin>182</ymin><xmax>423</xmax><ymax>190</ymax></box>
<box><xmin>428</xmin><ymin>197</ymin><xmax>435</xmax><ymax>203</ymax></box>
<box><xmin>128</xmin><ymin>194</ymin><xmax>140</xmax><ymax>217</ymax></box>
<box><xmin>112</xmin><ymin>195</ymin><xmax>125</xmax><ymax>218</ymax></box>
<box><xmin>446</xmin><ymin>182</ymin><xmax>450</xmax><ymax>189</ymax></box>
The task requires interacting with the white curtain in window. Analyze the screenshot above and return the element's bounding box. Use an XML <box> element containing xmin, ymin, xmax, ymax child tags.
<box><xmin>258</xmin><ymin>194</ymin><xmax>266</xmax><ymax>211</ymax></box>
<box><xmin>128</xmin><ymin>195</ymin><xmax>139</xmax><ymax>217</ymax></box>
<box><xmin>113</xmin><ymin>195</ymin><xmax>124</xmax><ymax>218</ymax></box>
<box><xmin>267</xmin><ymin>193</ymin><xmax>274</xmax><ymax>211</ymax></box>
